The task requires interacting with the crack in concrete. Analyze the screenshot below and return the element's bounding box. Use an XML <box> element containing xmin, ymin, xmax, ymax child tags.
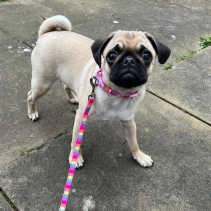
<box><xmin>19</xmin><ymin>130</ymin><xmax>69</xmax><ymax>156</ymax></box>
<box><xmin>0</xmin><ymin>27</ymin><xmax>20</xmax><ymax>42</ymax></box>
<box><xmin>0</xmin><ymin>129</ymin><xmax>70</xmax><ymax>172</ymax></box>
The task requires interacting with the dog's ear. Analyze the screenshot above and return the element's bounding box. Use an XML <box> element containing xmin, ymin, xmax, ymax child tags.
<box><xmin>91</xmin><ymin>31</ymin><xmax>117</xmax><ymax>67</ymax></box>
<box><xmin>144</xmin><ymin>32</ymin><xmax>171</xmax><ymax>64</ymax></box>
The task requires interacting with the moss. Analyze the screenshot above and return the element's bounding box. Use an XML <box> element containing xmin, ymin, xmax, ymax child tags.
<box><xmin>163</xmin><ymin>63</ymin><xmax>173</xmax><ymax>70</ymax></box>
<box><xmin>179</xmin><ymin>50</ymin><xmax>197</xmax><ymax>61</ymax></box>
<box><xmin>0</xmin><ymin>188</ymin><xmax>19</xmax><ymax>210</ymax></box>
<box><xmin>19</xmin><ymin>144</ymin><xmax>44</xmax><ymax>156</ymax></box>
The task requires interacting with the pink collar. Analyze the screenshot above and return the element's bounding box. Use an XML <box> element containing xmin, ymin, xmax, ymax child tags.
<box><xmin>96</xmin><ymin>68</ymin><xmax>138</xmax><ymax>99</ymax></box>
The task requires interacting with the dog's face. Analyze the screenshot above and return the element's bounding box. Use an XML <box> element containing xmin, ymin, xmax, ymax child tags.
<box><xmin>91</xmin><ymin>31</ymin><xmax>171</xmax><ymax>89</ymax></box>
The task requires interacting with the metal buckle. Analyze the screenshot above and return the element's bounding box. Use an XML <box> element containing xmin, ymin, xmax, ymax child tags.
<box><xmin>88</xmin><ymin>76</ymin><xmax>97</xmax><ymax>99</ymax></box>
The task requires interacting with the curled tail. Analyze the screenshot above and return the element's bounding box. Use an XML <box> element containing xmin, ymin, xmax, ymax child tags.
<box><xmin>38</xmin><ymin>15</ymin><xmax>72</xmax><ymax>38</ymax></box>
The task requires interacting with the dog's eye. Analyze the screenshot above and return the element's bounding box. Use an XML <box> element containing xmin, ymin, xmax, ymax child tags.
<box><xmin>107</xmin><ymin>52</ymin><xmax>118</xmax><ymax>62</ymax></box>
<box><xmin>142</xmin><ymin>52</ymin><xmax>152</xmax><ymax>63</ymax></box>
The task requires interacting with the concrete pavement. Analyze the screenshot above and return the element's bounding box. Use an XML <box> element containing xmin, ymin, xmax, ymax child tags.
<box><xmin>0</xmin><ymin>0</ymin><xmax>211</xmax><ymax>210</ymax></box>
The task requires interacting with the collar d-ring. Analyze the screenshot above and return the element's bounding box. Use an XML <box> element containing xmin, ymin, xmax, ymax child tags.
<box><xmin>88</xmin><ymin>76</ymin><xmax>97</xmax><ymax>99</ymax></box>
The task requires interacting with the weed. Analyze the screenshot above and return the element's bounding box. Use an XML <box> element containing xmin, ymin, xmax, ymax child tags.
<box><xmin>163</xmin><ymin>63</ymin><xmax>173</xmax><ymax>70</ymax></box>
<box><xmin>179</xmin><ymin>50</ymin><xmax>197</xmax><ymax>61</ymax></box>
<box><xmin>199</xmin><ymin>36</ymin><xmax>211</xmax><ymax>49</ymax></box>
<box><xmin>20</xmin><ymin>144</ymin><xmax>44</xmax><ymax>156</ymax></box>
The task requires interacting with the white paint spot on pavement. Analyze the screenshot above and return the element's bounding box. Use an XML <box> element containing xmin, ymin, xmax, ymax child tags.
<box><xmin>83</xmin><ymin>196</ymin><xmax>95</xmax><ymax>211</ymax></box>
<box><xmin>113</xmin><ymin>21</ymin><xmax>119</xmax><ymax>23</ymax></box>
<box><xmin>171</xmin><ymin>35</ymin><xmax>176</xmax><ymax>40</ymax></box>
<box><xmin>23</xmin><ymin>48</ymin><xmax>31</xmax><ymax>52</ymax></box>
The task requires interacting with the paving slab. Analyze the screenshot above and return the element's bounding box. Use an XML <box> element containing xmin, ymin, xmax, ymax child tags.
<box><xmin>0</xmin><ymin>194</ymin><xmax>13</xmax><ymax>211</ymax></box>
<box><xmin>1</xmin><ymin>93</ymin><xmax>211</xmax><ymax>211</ymax></box>
<box><xmin>148</xmin><ymin>47</ymin><xmax>211</xmax><ymax>125</ymax></box>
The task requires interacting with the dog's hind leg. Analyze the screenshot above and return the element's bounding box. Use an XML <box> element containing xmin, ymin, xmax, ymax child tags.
<box><xmin>27</xmin><ymin>80</ymin><xmax>53</xmax><ymax>121</ymax></box>
<box><xmin>63</xmin><ymin>83</ymin><xmax>79</xmax><ymax>104</ymax></box>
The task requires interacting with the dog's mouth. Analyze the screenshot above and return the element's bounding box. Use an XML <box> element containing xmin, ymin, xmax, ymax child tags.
<box><xmin>118</xmin><ymin>68</ymin><xmax>139</xmax><ymax>80</ymax></box>
<box><xmin>111</xmin><ymin>68</ymin><xmax>148</xmax><ymax>89</ymax></box>
<box><xmin>117</xmin><ymin>71</ymin><xmax>137</xmax><ymax>88</ymax></box>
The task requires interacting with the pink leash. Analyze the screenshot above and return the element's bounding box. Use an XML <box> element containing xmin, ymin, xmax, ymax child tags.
<box><xmin>59</xmin><ymin>68</ymin><xmax>138</xmax><ymax>210</ymax></box>
<box><xmin>59</xmin><ymin>76</ymin><xmax>97</xmax><ymax>211</ymax></box>
<box><xmin>59</xmin><ymin>96</ymin><xmax>94</xmax><ymax>211</ymax></box>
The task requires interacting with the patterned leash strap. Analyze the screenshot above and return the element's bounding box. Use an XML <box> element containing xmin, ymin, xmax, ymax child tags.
<box><xmin>59</xmin><ymin>77</ymin><xmax>96</xmax><ymax>211</ymax></box>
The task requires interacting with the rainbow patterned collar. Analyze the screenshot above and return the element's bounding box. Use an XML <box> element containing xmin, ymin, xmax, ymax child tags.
<box><xmin>96</xmin><ymin>68</ymin><xmax>138</xmax><ymax>99</ymax></box>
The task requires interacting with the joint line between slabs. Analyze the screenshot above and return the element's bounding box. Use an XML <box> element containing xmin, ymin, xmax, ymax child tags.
<box><xmin>146</xmin><ymin>90</ymin><xmax>211</xmax><ymax>127</ymax></box>
<box><xmin>0</xmin><ymin>187</ymin><xmax>19</xmax><ymax>211</ymax></box>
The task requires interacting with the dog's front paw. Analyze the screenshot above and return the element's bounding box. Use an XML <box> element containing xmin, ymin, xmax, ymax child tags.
<box><xmin>69</xmin><ymin>152</ymin><xmax>84</xmax><ymax>168</ymax></box>
<box><xmin>28</xmin><ymin>111</ymin><xmax>39</xmax><ymax>121</ymax></box>
<box><xmin>133</xmin><ymin>150</ymin><xmax>154</xmax><ymax>167</ymax></box>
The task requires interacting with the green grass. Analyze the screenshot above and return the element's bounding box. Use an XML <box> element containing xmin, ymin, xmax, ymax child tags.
<box><xmin>179</xmin><ymin>50</ymin><xmax>197</xmax><ymax>61</ymax></box>
<box><xmin>20</xmin><ymin>144</ymin><xmax>44</xmax><ymax>156</ymax></box>
<box><xmin>199</xmin><ymin>36</ymin><xmax>211</xmax><ymax>49</ymax></box>
<box><xmin>163</xmin><ymin>63</ymin><xmax>173</xmax><ymax>70</ymax></box>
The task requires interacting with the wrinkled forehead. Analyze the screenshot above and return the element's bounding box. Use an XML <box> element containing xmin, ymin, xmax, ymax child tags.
<box><xmin>104</xmin><ymin>31</ymin><xmax>156</xmax><ymax>56</ymax></box>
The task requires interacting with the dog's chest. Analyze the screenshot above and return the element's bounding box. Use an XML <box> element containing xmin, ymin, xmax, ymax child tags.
<box><xmin>88</xmin><ymin>89</ymin><xmax>143</xmax><ymax>121</ymax></box>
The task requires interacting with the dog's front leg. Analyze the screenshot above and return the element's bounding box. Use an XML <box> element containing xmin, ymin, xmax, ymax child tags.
<box><xmin>121</xmin><ymin>120</ymin><xmax>153</xmax><ymax>167</ymax></box>
<box><xmin>69</xmin><ymin>109</ymin><xmax>84</xmax><ymax>168</ymax></box>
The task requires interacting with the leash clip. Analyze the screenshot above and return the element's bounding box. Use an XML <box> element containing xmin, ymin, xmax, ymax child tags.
<box><xmin>88</xmin><ymin>76</ymin><xmax>97</xmax><ymax>99</ymax></box>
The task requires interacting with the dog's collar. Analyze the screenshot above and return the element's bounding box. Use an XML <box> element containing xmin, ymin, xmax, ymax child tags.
<box><xmin>95</xmin><ymin>68</ymin><xmax>138</xmax><ymax>99</ymax></box>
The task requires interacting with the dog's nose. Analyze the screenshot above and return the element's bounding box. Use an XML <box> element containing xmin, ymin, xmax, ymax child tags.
<box><xmin>123</xmin><ymin>57</ymin><xmax>136</xmax><ymax>65</ymax></box>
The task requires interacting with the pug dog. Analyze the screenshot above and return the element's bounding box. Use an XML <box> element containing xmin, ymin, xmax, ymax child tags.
<box><xmin>27</xmin><ymin>15</ymin><xmax>171</xmax><ymax>168</ymax></box>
